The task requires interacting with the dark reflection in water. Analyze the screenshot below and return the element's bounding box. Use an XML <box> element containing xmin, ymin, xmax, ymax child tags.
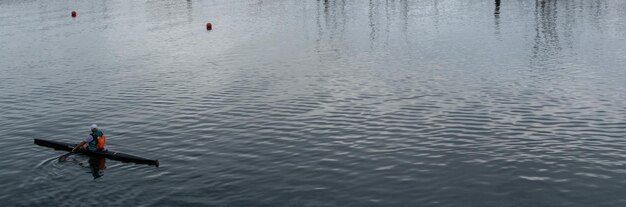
<box><xmin>368</xmin><ymin>0</ymin><xmax>377</xmax><ymax>43</ymax></box>
<box><xmin>186</xmin><ymin>0</ymin><xmax>193</xmax><ymax>23</ymax></box>
<box><xmin>532</xmin><ymin>0</ymin><xmax>561</xmax><ymax>63</ymax></box>
<box><xmin>588</xmin><ymin>0</ymin><xmax>609</xmax><ymax>32</ymax></box>
<box><xmin>494</xmin><ymin>0</ymin><xmax>501</xmax><ymax>15</ymax></box>
<box><xmin>531</xmin><ymin>0</ymin><xmax>616</xmax><ymax>63</ymax></box>
<box><xmin>401</xmin><ymin>0</ymin><xmax>409</xmax><ymax>40</ymax></box>
<box><xmin>315</xmin><ymin>0</ymin><xmax>416</xmax><ymax>50</ymax></box>
<box><xmin>315</xmin><ymin>0</ymin><xmax>348</xmax><ymax>58</ymax></box>
<box><xmin>315</xmin><ymin>0</ymin><xmax>324</xmax><ymax>52</ymax></box>
<box><xmin>494</xmin><ymin>0</ymin><xmax>501</xmax><ymax>38</ymax></box>
<box><xmin>59</xmin><ymin>155</ymin><xmax>107</xmax><ymax>179</ymax></box>
<box><xmin>85</xmin><ymin>157</ymin><xmax>106</xmax><ymax>179</ymax></box>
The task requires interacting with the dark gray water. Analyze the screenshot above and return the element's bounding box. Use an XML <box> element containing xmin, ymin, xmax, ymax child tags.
<box><xmin>1</xmin><ymin>0</ymin><xmax>626</xmax><ymax>206</ymax></box>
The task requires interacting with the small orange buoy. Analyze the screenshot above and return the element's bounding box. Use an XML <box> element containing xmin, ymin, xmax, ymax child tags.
<box><xmin>71</xmin><ymin>10</ymin><xmax>77</xmax><ymax>17</ymax></box>
<box><xmin>206</xmin><ymin>22</ymin><xmax>212</xmax><ymax>30</ymax></box>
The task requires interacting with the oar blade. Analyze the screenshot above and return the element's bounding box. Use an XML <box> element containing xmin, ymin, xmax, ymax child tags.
<box><xmin>58</xmin><ymin>152</ymin><xmax>73</xmax><ymax>162</ymax></box>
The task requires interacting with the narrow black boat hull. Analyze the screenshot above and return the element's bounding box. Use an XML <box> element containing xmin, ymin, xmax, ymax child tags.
<box><xmin>34</xmin><ymin>139</ymin><xmax>159</xmax><ymax>167</ymax></box>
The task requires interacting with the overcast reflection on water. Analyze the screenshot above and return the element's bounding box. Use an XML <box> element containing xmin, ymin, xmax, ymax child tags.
<box><xmin>1</xmin><ymin>0</ymin><xmax>626</xmax><ymax>206</ymax></box>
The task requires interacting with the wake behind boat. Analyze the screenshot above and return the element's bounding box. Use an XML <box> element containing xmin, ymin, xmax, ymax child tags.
<box><xmin>34</xmin><ymin>139</ymin><xmax>159</xmax><ymax>167</ymax></box>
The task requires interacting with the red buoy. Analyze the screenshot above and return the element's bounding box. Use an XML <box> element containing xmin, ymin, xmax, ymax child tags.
<box><xmin>71</xmin><ymin>10</ymin><xmax>77</xmax><ymax>17</ymax></box>
<box><xmin>206</xmin><ymin>22</ymin><xmax>212</xmax><ymax>30</ymax></box>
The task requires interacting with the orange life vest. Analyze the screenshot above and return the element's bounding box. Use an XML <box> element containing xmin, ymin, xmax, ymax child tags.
<box><xmin>95</xmin><ymin>134</ymin><xmax>106</xmax><ymax>150</ymax></box>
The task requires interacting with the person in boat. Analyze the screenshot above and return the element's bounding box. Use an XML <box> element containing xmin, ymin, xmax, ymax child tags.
<box><xmin>72</xmin><ymin>124</ymin><xmax>106</xmax><ymax>152</ymax></box>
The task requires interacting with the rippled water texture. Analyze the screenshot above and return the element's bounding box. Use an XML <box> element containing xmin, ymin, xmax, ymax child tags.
<box><xmin>2</xmin><ymin>0</ymin><xmax>626</xmax><ymax>206</ymax></box>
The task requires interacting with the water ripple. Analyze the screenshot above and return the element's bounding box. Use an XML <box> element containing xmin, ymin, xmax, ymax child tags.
<box><xmin>2</xmin><ymin>0</ymin><xmax>626</xmax><ymax>206</ymax></box>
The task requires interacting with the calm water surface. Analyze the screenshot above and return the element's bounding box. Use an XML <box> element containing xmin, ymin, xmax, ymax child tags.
<box><xmin>1</xmin><ymin>0</ymin><xmax>626</xmax><ymax>206</ymax></box>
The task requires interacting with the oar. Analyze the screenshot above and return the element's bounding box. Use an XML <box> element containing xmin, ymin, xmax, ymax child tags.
<box><xmin>58</xmin><ymin>151</ymin><xmax>74</xmax><ymax>162</ymax></box>
<box><xmin>59</xmin><ymin>144</ymin><xmax>79</xmax><ymax>162</ymax></box>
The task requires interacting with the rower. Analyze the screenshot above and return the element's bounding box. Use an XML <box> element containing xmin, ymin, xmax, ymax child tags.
<box><xmin>72</xmin><ymin>124</ymin><xmax>106</xmax><ymax>152</ymax></box>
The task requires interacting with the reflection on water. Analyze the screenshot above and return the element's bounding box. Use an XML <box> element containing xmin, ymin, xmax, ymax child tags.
<box><xmin>1</xmin><ymin>0</ymin><xmax>626</xmax><ymax>206</ymax></box>
<box><xmin>315</xmin><ymin>0</ymin><xmax>417</xmax><ymax>51</ymax></box>
<box><xmin>85</xmin><ymin>157</ymin><xmax>106</xmax><ymax>179</ymax></box>
<box><xmin>59</xmin><ymin>154</ymin><xmax>107</xmax><ymax>179</ymax></box>
<box><xmin>494</xmin><ymin>0</ymin><xmax>501</xmax><ymax>15</ymax></box>
<box><xmin>315</xmin><ymin>0</ymin><xmax>348</xmax><ymax>53</ymax></box>
<box><xmin>533</xmin><ymin>0</ymin><xmax>561</xmax><ymax>62</ymax></box>
<box><xmin>494</xmin><ymin>0</ymin><xmax>501</xmax><ymax>38</ymax></box>
<box><xmin>368</xmin><ymin>0</ymin><xmax>377</xmax><ymax>43</ymax></box>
